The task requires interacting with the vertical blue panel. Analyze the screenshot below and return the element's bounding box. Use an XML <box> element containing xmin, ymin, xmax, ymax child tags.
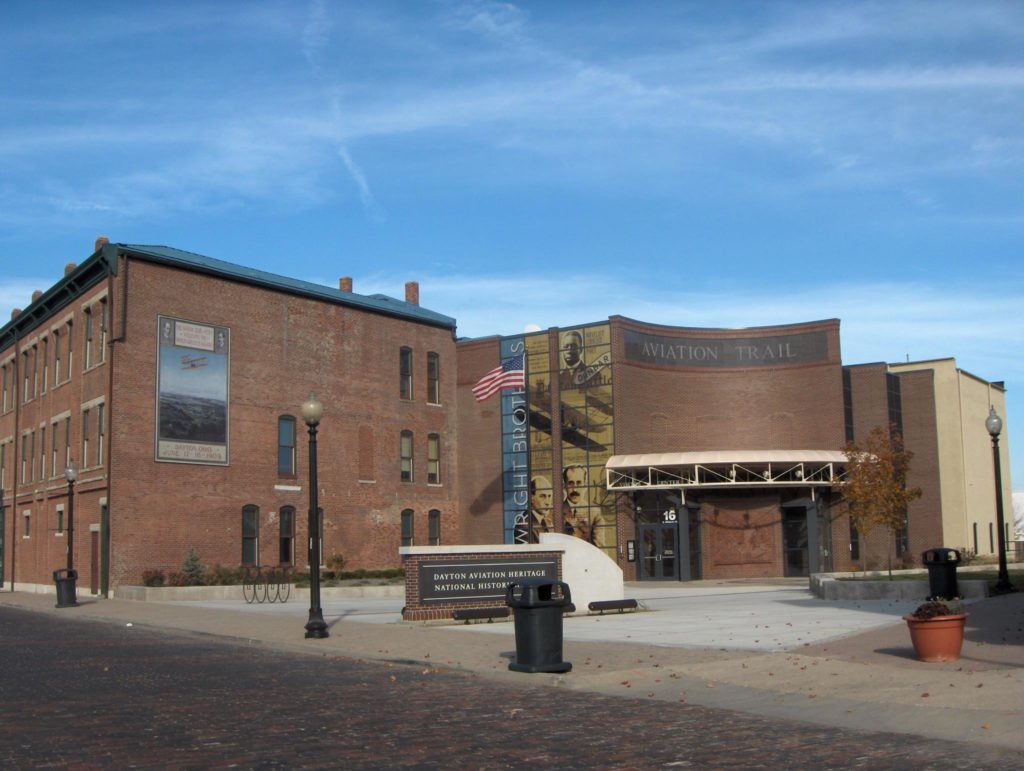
<box><xmin>500</xmin><ymin>337</ymin><xmax>528</xmax><ymax>543</ymax></box>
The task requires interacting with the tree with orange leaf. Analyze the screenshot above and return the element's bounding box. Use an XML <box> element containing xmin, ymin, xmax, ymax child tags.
<box><xmin>841</xmin><ymin>425</ymin><xmax>923</xmax><ymax>575</ymax></box>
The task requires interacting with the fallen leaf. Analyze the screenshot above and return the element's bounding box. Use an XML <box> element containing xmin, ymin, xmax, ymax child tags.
<box><xmin>921</xmin><ymin>692</ymin><xmax>929</xmax><ymax>698</ymax></box>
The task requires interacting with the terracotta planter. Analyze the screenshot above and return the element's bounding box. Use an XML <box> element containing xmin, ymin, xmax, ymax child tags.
<box><xmin>903</xmin><ymin>613</ymin><xmax>968</xmax><ymax>662</ymax></box>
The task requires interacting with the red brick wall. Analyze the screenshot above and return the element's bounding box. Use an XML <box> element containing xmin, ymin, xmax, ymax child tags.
<box><xmin>610</xmin><ymin>317</ymin><xmax>845</xmax><ymax>454</ymax></box>
<box><xmin>100</xmin><ymin>258</ymin><xmax>459</xmax><ymax>586</ymax></box>
<box><xmin>1</xmin><ymin>273</ymin><xmax>112</xmax><ymax>590</ymax></box>
<box><xmin>454</xmin><ymin>337</ymin><xmax>505</xmax><ymax>545</ymax></box>
<box><xmin>700</xmin><ymin>495</ymin><xmax>784</xmax><ymax>579</ymax></box>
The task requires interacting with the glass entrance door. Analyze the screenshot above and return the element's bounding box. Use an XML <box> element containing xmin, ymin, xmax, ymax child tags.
<box><xmin>783</xmin><ymin>508</ymin><xmax>809</xmax><ymax>577</ymax></box>
<box><xmin>638</xmin><ymin>523</ymin><xmax>679</xmax><ymax>580</ymax></box>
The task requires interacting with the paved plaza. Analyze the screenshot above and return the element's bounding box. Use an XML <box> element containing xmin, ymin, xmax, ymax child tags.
<box><xmin>3</xmin><ymin>579</ymin><xmax>1023</xmax><ymax>760</ymax></box>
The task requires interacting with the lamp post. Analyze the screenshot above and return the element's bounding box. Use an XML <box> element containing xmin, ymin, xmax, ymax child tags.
<box><xmin>55</xmin><ymin>465</ymin><xmax>79</xmax><ymax>607</ymax></box>
<box><xmin>985</xmin><ymin>406</ymin><xmax>1014</xmax><ymax>593</ymax></box>
<box><xmin>301</xmin><ymin>393</ymin><xmax>328</xmax><ymax>639</ymax></box>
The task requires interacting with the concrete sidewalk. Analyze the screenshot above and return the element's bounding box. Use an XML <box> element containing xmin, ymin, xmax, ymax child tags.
<box><xmin>3</xmin><ymin>582</ymin><xmax>1022</xmax><ymax>751</ymax></box>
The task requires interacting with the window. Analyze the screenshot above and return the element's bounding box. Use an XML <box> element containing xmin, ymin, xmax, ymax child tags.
<box><xmin>64</xmin><ymin>416</ymin><xmax>71</xmax><ymax>468</ymax></box>
<box><xmin>21</xmin><ymin>433</ymin><xmax>28</xmax><ymax>482</ymax></box>
<box><xmin>399</xmin><ymin>346</ymin><xmax>413</xmax><ymax>400</ymax></box>
<box><xmin>279</xmin><ymin>506</ymin><xmax>295</xmax><ymax>564</ymax></box>
<box><xmin>56</xmin><ymin>506</ymin><xmax>64</xmax><ymax>534</ymax></box>
<box><xmin>96</xmin><ymin>403</ymin><xmax>105</xmax><ymax>466</ymax></box>
<box><xmin>427</xmin><ymin>352</ymin><xmax>440</xmax><ymax>404</ymax></box>
<box><xmin>427</xmin><ymin>433</ymin><xmax>441</xmax><ymax>484</ymax></box>
<box><xmin>278</xmin><ymin>416</ymin><xmax>296</xmax><ymax>476</ymax></box>
<box><xmin>41</xmin><ymin>338</ymin><xmax>48</xmax><ymax>392</ymax></box>
<box><xmin>83</xmin><ymin>307</ymin><xmax>93</xmax><ymax>369</ymax></box>
<box><xmin>22</xmin><ymin>352</ymin><xmax>29</xmax><ymax>402</ymax></box>
<box><xmin>82</xmin><ymin>408</ymin><xmax>91</xmax><ymax>467</ymax></box>
<box><xmin>39</xmin><ymin>425</ymin><xmax>46</xmax><ymax>481</ymax></box>
<box><xmin>23</xmin><ymin>511</ymin><xmax>30</xmax><ymax>538</ymax></box>
<box><xmin>1</xmin><ymin>363</ymin><xmax>7</xmax><ymax>411</ymax></box>
<box><xmin>400</xmin><ymin>430</ymin><xmax>413</xmax><ymax>482</ymax></box>
<box><xmin>242</xmin><ymin>505</ymin><xmax>259</xmax><ymax>566</ymax></box>
<box><xmin>99</xmin><ymin>298</ymin><xmax>108</xmax><ymax>362</ymax></box>
<box><xmin>29</xmin><ymin>430</ymin><xmax>35</xmax><ymax>482</ymax></box>
<box><xmin>51</xmin><ymin>421</ymin><xmax>59</xmax><ymax>475</ymax></box>
<box><xmin>53</xmin><ymin>330</ymin><xmax>61</xmax><ymax>384</ymax></box>
<box><xmin>428</xmin><ymin>509</ymin><xmax>441</xmax><ymax>546</ymax></box>
<box><xmin>401</xmin><ymin>509</ymin><xmax>414</xmax><ymax>547</ymax></box>
<box><xmin>31</xmin><ymin>345</ymin><xmax>38</xmax><ymax>399</ymax></box>
<box><xmin>895</xmin><ymin>518</ymin><xmax>909</xmax><ymax>557</ymax></box>
<box><xmin>0</xmin><ymin>441</ymin><xmax>6</xmax><ymax>488</ymax></box>
<box><xmin>65</xmin><ymin>319</ymin><xmax>73</xmax><ymax>374</ymax></box>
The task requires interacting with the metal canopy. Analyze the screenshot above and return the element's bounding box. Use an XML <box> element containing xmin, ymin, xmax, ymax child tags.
<box><xmin>605</xmin><ymin>450</ymin><xmax>847</xmax><ymax>491</ymax></box>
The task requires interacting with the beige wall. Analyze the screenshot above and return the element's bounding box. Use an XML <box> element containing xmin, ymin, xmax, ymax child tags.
<box><xmin>890</xmin><ymin>359</ymin><xmax>1012</xmax><ymax>556</ymax></box>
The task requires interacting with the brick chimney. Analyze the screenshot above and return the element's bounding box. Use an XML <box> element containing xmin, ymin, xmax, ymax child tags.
<box><xmin>10</xmin><ymin>308</ymin><xmax>21</xmax><ymax>320</ymax></box>
<box><xmin>31</xmin><ymin>290</ymin><xmax>43</xmax><ymax>303</ymax></box>
<box><xmin>405</xmin><ymin>281</ymin><xmax>419</xmax><ymax>306</ymax></box>
<box><xmin>64</xmin><ymin>262</ymin><xmax>77</xmax><ymax>276</ymax></box>
<box><xmin>339</xmin><ymin>277</ymin><xmax>353</xmax><ymax>293</ymax></box>
<box><xmin>95</xmin><ymin>235</ymin><xmax>110</xmax><ymax>252</ymax></box>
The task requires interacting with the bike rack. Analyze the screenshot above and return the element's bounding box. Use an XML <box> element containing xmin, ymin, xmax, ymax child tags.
<box><xmin>242</xmin><ymin>566</ymin><xmax>292</xmax><ymax>604</ymax></box>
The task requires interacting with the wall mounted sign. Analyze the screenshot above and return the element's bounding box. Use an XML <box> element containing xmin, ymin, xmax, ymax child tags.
<box><xmin>623</xmin><ymin>329</ymin><xmax>828</xmax><ymax>368</ymax></box>
<box><xmin>155</xmin><ymin>316</ymin><xmax>230</xmax><ymax>464</ymax></box>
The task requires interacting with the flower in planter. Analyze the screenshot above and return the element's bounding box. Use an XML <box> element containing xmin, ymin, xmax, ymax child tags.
<box><xmin>908</xmin><ymin>598</ymin><xmax>963</xmax><ymax>620</ymax></box>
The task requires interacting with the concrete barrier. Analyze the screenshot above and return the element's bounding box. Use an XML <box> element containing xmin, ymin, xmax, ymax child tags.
<box><xmin>810</xmin><ymin>569</ymin><xmax>988</xmax><ymax>601</ymax></box>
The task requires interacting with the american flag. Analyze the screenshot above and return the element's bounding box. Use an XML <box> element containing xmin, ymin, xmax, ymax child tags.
<box><xmin>472</xmin><ymin>354</ymin><xmax>525</xmax><ymax>401</ymax></box>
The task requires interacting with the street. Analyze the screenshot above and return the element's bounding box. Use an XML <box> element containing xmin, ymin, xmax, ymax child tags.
<box><xmin>0</xmin><ymin>606</ymin><xmax>1017</xmax><ymax>770</ymax></box>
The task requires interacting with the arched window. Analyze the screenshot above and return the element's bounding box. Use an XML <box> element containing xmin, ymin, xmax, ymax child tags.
<box><xmin>278</xmin><ymin>416</ymin><xmax>296</xmax><ymax>476</ymax></box>
<box><xmin>242</xmin><ymin>504</ymin><xmax>259</xmax><ymax>566</ymax></box>
<box><xmin>400</xmin><ymin>430</ymin><xmax>414</xmax><ymax>482</ymax></box>
<box><xmin>399</xmin><ymin>346</ymin><xmax>413</xmax><ymax>400</ymax></box>
<box><xmin>401</xmin><ymin>509</ymin><xmax>414</xmax><ymax>547</ymax></box>
<box><xmin>427</xmin><ymin>352</ymin><xmax>440</xmax><ymax>404</ymax></box>
<box><xmin>427</xmin><ymin>433</ymin><xmax>441</xmax><ymax>484</ymax></box>
<box><xmin>279</xmin><ymin>505</ymin><xmax>295</xmax><ymax>565</ymax></box>
<box><xmin>428</xmin><ymin>509</ymin><xmax>441</xmax><ymax>546</ymax></box>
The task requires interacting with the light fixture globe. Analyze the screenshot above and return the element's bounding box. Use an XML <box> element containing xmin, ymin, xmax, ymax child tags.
<box><xmin>301</xmin><ymin>393</ymin><xmax>324</xmax><ymax>426</ymax></box>
<box><xmin>64</xmin><ymin>465</ymin><xmax>77</xmax><ymax>483</ymax></box>
<box><xmin>985</xmin><ymin>406</ymin><xmax>1002</xmax><ymax>438</ymax></box>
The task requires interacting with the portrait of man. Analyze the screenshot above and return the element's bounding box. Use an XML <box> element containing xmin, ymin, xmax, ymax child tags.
<box><xmin>514</xmin><ymin>475</ymin><xmax>554</xmax><ymax>544</ymax></box>
<box><xmin>559</xmin><ymin>330</ymin><xmax>586</xmax><ymax>389</ymax></box>
<box><xmin>562</xmin><ymin>464</ymin><xmax>598</xmax><ymax>543</ymax></box>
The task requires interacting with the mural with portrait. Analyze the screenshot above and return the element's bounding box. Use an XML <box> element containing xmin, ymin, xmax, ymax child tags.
<box><xmin>557</xmin><ymin>325</ymin><xmax>616</xmax><ymax>555</ymax></box>
<box><xmin>156</xmin><ymin>316</ymin><xmax>230</xmax><ymax>465</ymax></box>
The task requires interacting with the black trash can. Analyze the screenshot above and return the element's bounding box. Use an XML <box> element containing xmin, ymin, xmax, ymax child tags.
<box><xmin>505</xmin><ymin>578</ymin><xmax>572</xmax><ymax>673</ymax></box>
<box><xmin>922</xmin><ymin>548</ymin><xmax>960</xmax><ymax>600</ymax></box>
<box><xmin>53</xmin><ymin>568</ymin><xmax>79</xmax><ymax>608</ymax></box>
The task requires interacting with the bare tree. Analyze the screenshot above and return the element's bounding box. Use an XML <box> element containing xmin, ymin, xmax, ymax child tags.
<box><xmin>840</xmin><ymin>425</ymin><xmax>923</xmax><ymax>576</ymax></box>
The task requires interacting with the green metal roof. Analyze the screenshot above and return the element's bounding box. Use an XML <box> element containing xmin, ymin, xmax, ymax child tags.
<box><xmin>1</xmin><ymin>243</ymin><xmax>456</xmax><ymax>348</ymax></box>
<box><xmin>119</xmin><ymin>244</ymin><xmax>456</xmax><ymax>330</ymax></box>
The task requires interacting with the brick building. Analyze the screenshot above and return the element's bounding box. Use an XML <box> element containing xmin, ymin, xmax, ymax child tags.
<box><xmin>457</xmin><ymin>317</ymin><xmax>1012</xmax><ymax>581</ymax></box>
<box><xmin>1</xmin><ymin>240</ymin><xmax>458</xmax><ymax>593</ymax></box>
<box><xmin>0</xmin><ymin>240</ymin><xmax>1013</xmax><ymax>592</ymax></box>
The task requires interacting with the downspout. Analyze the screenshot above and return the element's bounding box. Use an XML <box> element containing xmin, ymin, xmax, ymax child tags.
<box><xmin>102</xmin><ymin>246</ymin><xmax>127</xmax><ymax>596</ymax></box>
<box><xmin>9</xmin><ymin>326</ymin><xmax>22</xmax><ymax>592</ymax></box>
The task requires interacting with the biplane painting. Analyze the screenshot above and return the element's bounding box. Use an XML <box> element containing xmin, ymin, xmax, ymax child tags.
<box><xmin>156</xmin><ymin>316</ymin><xmax>230</xmax><ymax>464</ymax></box>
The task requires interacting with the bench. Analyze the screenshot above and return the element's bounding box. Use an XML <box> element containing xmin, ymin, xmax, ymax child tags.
<box><xmin>452</xmin><ymin>607</ymin><xmax>510</xmax><ymax>624</ymax></box>
<box><xmin>588</xmin><ymin>599</ymin><xmax>638</xmax><ymax>615</ymax></box>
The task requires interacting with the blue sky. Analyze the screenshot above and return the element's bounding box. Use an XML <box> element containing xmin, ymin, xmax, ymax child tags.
<box><xmin>2</xmin><ymin>1</ymin><xmax>1022</xmax><ymax>495</ymax></box>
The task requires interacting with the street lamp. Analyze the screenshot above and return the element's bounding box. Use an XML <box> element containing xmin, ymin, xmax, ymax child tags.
<box><xmin>301</xmin><ymin>393</ymin><xmax>328</xmax><ymax>639</ymax></box>
<box><xmin>55</xmin><ymin>465</ymin><xmax>79</xmax><ymax>607</ymax></box>
<box><xmin>985</xmin><ymin>406</ymin><xmax>1014</xmax><ymax>593</ymax></box>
